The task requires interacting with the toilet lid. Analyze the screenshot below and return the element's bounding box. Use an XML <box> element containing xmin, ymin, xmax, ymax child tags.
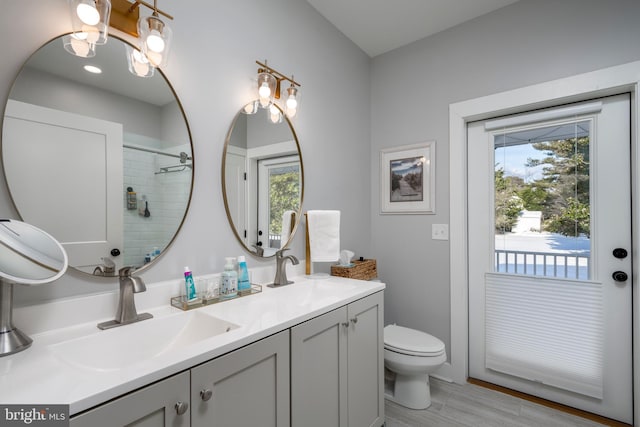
<box><xmin>384</xmin><ymin>324</ymin><xmax>445</xmax><ymax>356</ymax></box>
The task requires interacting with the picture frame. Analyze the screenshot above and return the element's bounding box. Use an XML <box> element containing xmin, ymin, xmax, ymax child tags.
<box><xmin>380</xmin><ymin>141</ymin><xmax>435</xmax><ymax>214</ymax></box>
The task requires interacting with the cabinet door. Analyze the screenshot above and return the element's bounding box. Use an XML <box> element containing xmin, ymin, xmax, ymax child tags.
<box><xmin>347</xmin><ymin>292</ymin><xmax>384</xmax><ymax>427</ymax></box>
<box><xmin>191</xmin><ymin>330</ymin><xmax>290</xmax><ymax>427</ymax></box>
<box><xmin>291</xmin><ymin>306</ymin><xmax>348</xmax><ymax>427</ymax></box>
<box><xmin>69</xmin><ymin>371</ymin><xmax>190</xmax><ymax>427</ymax></box>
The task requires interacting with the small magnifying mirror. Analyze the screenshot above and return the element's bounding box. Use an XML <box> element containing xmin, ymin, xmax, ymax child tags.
<box><xmin>0</xmin><ymin>219</ymin><xmax>68</xmax><ymax>356</ymax></box>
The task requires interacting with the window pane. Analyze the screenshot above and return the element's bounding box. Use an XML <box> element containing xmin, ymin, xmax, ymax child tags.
<box><xmin>493</xmin><ymin>120</ymin><xmax>591</xmax><ymax>279</ymax></box>
<box><xmin>268</xmin><ymin>163</ymin><xmax>300</xmax><ymax>248</ymax></box>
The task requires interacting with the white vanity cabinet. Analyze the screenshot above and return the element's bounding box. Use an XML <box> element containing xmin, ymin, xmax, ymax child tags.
<box><xmin>191</xmin><ymin>329</ymin><xmax>290</xmax><ymax>427</ymax></box>
<box><xmin>291</xmin><ymin>291</ymin><xmax>384</xmax><ymax>427</ymax></box>
<box><xmin>57</xmin><ymin>283</ymin><xmax>385</xmax><ymax>427</ymax></box>
<box><xmin>69</xmin><ymin>371</ymin><xmax>191</xmax><ymax>427</ymax></box>
<box><xmin>70</xmin><ymin>330</ymin><xmax>289</xmax><ymax>427</ymax></box>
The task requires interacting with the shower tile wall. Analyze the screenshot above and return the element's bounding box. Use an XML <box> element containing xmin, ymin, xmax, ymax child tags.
<box><xmin>123</xmin><ymin>144</ymin><xmax>191</xmax><ymax>267</ymax></box>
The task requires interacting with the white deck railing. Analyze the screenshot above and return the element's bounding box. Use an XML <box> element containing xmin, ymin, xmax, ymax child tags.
<box><xmin>495</xmin><ymin>249</ymin><xmax>590</xmax><ymax>280</ymax></box>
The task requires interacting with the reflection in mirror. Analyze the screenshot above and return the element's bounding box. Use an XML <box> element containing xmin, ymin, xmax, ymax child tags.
<box><xmin>1</xmin><ymin>35</ymin><xmax>193</xmax><ymax>276</ymax></box>
<box><xmin>223</xmin><ymin>103</ymin><xmax>303</xmax><ymax>257</ymax></box>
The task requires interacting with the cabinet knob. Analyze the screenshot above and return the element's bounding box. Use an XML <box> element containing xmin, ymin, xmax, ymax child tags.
<box><xmin>200</xmin><ymin>389</ymin><xmax>213</xmax><ymax>401</ymax></box>
<box><xmin>350</xmin><ymin>317</ymin><xmax>358</xmax><ymax>325</ymax></box>
<box><xmin>175</xmin><ymin>401</ymin><xmax>189</xmax><ymax>415</ymax></box>
<box><xmin>341</xmin><ymin>322</ymin><xmax>350</xmax><ymax>328</ymax></box>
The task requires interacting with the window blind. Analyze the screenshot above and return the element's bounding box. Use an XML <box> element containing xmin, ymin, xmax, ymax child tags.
<box><xmin>485</xmin><ymin>272</ymin><xmax>603</xmax><ymax>399</ymax></box>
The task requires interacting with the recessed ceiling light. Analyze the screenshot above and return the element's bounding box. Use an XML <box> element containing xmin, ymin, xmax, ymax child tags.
<box><xmin>83</xmin><ymin>65</ymin><xmax>102</xmax><ymax>74</ymax></box>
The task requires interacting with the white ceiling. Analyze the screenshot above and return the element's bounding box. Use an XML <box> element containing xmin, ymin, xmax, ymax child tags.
<box><xmin>306</xmin><ymin>0</ymin><xmax>520</xmax><ymax>57</ymax></box>
<box><xmin>26</xmin><ymin>37</ymin><xmax>175</xmax><ymax>106</ymax></box>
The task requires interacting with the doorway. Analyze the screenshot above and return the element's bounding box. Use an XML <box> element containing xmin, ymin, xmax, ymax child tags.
<box><xmin>466</xmin><ymin>94</ymin><xmax>632</xmax><ymax>423</ymax></box>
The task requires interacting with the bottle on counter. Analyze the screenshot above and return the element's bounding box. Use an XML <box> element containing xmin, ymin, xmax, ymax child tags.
<box><xmin>220</xmin><ymin>257</ymin><xmax>238</xmax><ymax>299</ymax></box>
<box><xmin>237</xmin><ymin>255</ymin><xmax>251</xmax><ymax>293</ymax></box>
<box><xmin>184</xmin><ymin>266</ymin><xmax>198</xmax><ymax>302</ymax></box>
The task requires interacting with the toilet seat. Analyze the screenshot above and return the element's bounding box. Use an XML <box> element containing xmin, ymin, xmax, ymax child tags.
<box><xmin>384</xmin><ymin>324</ymin><xmax>445</xmax><ymax>357</ymax></box>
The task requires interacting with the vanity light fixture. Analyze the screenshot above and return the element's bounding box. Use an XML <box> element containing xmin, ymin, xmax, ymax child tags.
<box><xmin>125</xmin><ymin>44</ymin><xmax>154</xmax><ymax>77</ymax></box>
<box><xmin>255</xmin><ymin>60</ymin><xmax>301</xmax><ymax>119</ymax></box>
<box><xmin>62</xmin><ymin>33</ymin><xmax>97</xmax><ymax>58</ymax></box>
<box><xmin>242</xmin><ymin>100</ymin><xmax>259</xmax><ymax>115</ymax></box>
<box><xmin>136</xmin><ymin>2</ymin><xmax>173</xmax><ymax>68</ymax></box>
<box><xmin>110</xmin><ymin>0</ymin><xmax>174</xmax><ymax>70</ymax></box>
<box><xmin>68</xmin><ymin>0</ymin><xmax>112</xmax><ymax>47</ymax></box>
<box><xmin>257</xmin><ymin>70</ymin><xmax>277</xmax><ymax>109</ymax></box>
<box><xmin>269</xmin><ymin>104</ymin><xmax>283</xmax><ymax>124</ymax></box>
<box><xmin>285</xmin><ymin>83</ymin><xmax>298</xmax><ymax>118</ymax></box>
<box><xmin>65</xmin><ymin>0</ymin><xmax>174</xmax><ymax>75</ymax></box>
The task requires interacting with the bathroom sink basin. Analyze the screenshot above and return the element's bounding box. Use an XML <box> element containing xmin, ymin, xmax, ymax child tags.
<box><xmin>50</xmin><ymin>311</ymin><xmax>239</xmax><ymax>371</ymax></box>
<box><xmin>270</xmin><ymin>279</ymin><xmax>363</xmax><ymax>309</ymax></box>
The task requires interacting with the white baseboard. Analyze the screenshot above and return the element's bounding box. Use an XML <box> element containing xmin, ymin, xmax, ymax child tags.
<box><xmin>431</xmin><ymin>361</ymin><xmax>455</xmax><ymax>383</ymax></box>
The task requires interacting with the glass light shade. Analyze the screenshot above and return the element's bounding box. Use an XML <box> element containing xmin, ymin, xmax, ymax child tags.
<box><xmin>269</xmin><ymin>104</ymin><xmax>283</xmax><ymax>124</ymax></box>
<box><xmin>62</xmin><ymin>34</ymin><xmax>97</xmax><ymax>58</ymax></box>
<box><xmin>285</xmin><ymin>86</ymin><xmax>299</xmax><ymax>118</ymax></box>
<box><xmin>242</xmin><ymin>100</ymin><xmax>259</xmax><ymax>115</ymax></box>
<box><xmin>68</xmin><ymin>0</ymin><xmax>111</xmax><ymax>45</ymax></box>
<box><xmin>257</xmin><ymin>72</ymin><xmax>277</xmax><ymax>108</ymax></box>
<box><xmin>138</xmin><ymin>15</ymin><xmax>173</xmax><ymax>68</ymax></box>
<box><xmin>125</xmin><ymin>44</ymin><xmax>155</xmax><ymax>78</ymax></box>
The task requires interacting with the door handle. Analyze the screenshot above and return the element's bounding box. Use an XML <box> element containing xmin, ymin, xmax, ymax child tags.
<box><xmin>613</xmin><ymin>248</ymin><xmax>628</xmax><ymax>259</ymax></box>
<box><xmin>612</xmin><ymin>271</ymin><xmax>628</xmax><ymax>282</ymax></box>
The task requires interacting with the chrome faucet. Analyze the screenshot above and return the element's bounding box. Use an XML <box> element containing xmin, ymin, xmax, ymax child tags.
<box><xmin>98</xmin><ymin>266</ymin><xmax>153</xmax><ymax>330</ymax></box>
<box><xmin>252</xmin><ymin>244</ymin><xmax>265</xmax><ymax>257</ymax></box>
<box><xmin>93</xmin><ymin>257</ymin><xmax>116</xmax><ymax>276</ymax></box>
<box><xmin>269</xmin><ymin>248</ymin><xmax>299</xmax><ymax>287</ymax></box>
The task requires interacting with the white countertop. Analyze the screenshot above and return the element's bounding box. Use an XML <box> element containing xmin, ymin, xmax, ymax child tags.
<box><xmin>0</xmin><ymin>273</ymin><xmax>384</xmax><ymax>415</ymax></box>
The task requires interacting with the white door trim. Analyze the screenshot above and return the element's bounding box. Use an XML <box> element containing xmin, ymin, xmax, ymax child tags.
<box><xmin>449</xmin><ymin>60</ymin><xmax>640</xmax><ymax>423</ymax></box>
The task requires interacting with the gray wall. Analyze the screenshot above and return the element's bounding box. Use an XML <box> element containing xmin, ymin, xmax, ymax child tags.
<box><xmin>3</xmin><ymin>0</ymin><xmax>638</xmax><ymax>352</ymax></box>
<box><xmin>0</xmin><ymin>0</ymin><xmax>371</xmax><ymax>305</ymax></box>
<box><xmin>371</xmin><ymin>0</ymin><xmax>640</xmax><ymax>359</ymax></box>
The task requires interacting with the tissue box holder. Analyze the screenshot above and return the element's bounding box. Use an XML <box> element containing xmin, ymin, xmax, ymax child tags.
<box><xmin>331</xmin><ymin>259</ymin><xmax>377</xmax><ymax>280</ymax></box>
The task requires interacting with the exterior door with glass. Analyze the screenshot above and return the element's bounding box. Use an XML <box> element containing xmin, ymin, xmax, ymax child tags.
<box><xmin>467</xmin><ymin>94</ymin><xmax>632</xmax><ymax>423</ymax></box>
<box><xmin>257</xmin><ymin>155</ymin><xmax>301</xmax><ymax>251</ymax></box>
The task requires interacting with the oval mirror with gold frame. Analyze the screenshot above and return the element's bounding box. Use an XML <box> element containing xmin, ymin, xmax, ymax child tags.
<box><xmin>222</xmin><ymin>102</ymin><xmax>304</xmax><ymax>257</ymax></box>
<box><xmin>1</xmin><ymin>34</ymin><xmax>194</xmax><ymax>277</ymax></box>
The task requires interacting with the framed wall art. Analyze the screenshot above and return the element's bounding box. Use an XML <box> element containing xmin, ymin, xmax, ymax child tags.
<box><xmin>380</xmin><ymin>141</ymin><xmax>435</xmax><ymax>214</ymax></box>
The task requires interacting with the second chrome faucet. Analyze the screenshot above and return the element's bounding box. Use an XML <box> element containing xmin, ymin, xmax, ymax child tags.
<box><xmin>269</xmin><ymin>248</ymin><xmax>299</xmax><ymax>287</ymax></box>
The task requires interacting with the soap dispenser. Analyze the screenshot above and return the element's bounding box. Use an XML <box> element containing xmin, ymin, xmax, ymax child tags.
<box><xmin>220</xmin><ymin>257</ymin><xmax>238</xmax><ymax>299</ymax></box>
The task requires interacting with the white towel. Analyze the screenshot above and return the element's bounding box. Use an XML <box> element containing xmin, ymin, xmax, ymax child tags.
<box><xmin>307</xmin><ymin>210</ymin><xmax>340</xmax><ymax>262</ymax></box>
<box><xmin>280</xmin><ymin>210</ymin><xmax>295</xmax><ymax>248</ymax></box>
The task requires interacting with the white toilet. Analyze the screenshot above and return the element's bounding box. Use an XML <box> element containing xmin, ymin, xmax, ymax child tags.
<box><xmin>383</xmin><ymin>324</ymin><xmax>446</xmax><ymax>410</ymax></box>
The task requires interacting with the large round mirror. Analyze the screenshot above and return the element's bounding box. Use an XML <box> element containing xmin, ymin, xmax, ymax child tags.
<box><xmin>222</xmin><ymin>103</ymin><xmax>303</xmax><ymax>257</ymax></box>
<box><xmin>1</xmin><ymin>35</ymin><xmax>193</xmax><ymax>276</ymax></box>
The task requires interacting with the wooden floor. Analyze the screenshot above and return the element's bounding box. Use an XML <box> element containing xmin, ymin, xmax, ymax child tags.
<box><xmin>385</xmin><ymin>378</ymin><xmax>617</xmax><ymax>427</ymax></box>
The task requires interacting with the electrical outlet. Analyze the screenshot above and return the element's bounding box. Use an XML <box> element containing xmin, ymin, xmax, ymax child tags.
<box><xmin>432</xmin><ymin>224</ymin><xmax>449</xmax><ymax>240</ymax></box>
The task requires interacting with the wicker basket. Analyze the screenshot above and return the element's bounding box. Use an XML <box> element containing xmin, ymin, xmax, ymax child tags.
<box><xmin>331</xmin><ymin>259</ymin><xmax>377</xmax><ymax>281</ymax></box>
